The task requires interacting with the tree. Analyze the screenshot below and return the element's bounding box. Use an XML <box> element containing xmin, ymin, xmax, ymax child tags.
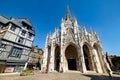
<box><xmin>112</xmin><ymin>56</ymin><xmax>120</xmax><ymax>70</ymax></box>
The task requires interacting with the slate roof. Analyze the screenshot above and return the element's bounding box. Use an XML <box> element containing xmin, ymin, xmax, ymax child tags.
<box><xmin>0</xmin><ymin>15</ymin><xmax>9</xmax><ymax>24</ymax></box>
<box><xmin>0</xmin><ymin>15</ymin><xmax>35</xmax><ymax>35</ymax></box>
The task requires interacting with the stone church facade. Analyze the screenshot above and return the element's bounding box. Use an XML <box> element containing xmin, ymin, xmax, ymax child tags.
<box><xmin>42</xmin><ymin>7</ymin><xmax>111</xmax><ymax>73</ymax></box>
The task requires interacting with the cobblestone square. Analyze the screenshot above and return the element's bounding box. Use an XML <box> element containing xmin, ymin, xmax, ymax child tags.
<box><xmin>0</xmin><ymin>71</ymin><xmax>120</xmax><ymax>80</ymax></box>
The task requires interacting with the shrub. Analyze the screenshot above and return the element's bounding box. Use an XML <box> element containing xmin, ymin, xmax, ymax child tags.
<box><xmin>20</xmin><ymin>69</ymin><xmax>34</xmax><ymax>76</ymax></box>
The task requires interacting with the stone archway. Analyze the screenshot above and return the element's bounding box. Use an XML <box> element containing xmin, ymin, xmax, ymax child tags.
<box><xmin>54</xmin><ymin>46</ymin><xmax>60</xmax><ymax>71</ymax></box>
<box><xmin>65</xmin><ymin>45</ymin><xmax>79</xmax><ymax>70</ymax></box>
<box><xmin>83</xmin><ymin>44</ymin><xmax>93</xmax><ymax>71</ymax></box>
<box><xmin>93</xmin><ymin>44</ymin><xmax>103</xmax><ymax>73</ymax></box>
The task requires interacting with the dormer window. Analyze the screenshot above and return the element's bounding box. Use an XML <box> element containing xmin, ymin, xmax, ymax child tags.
<box><xmin>21</xmin><ymin>30</ymin><xmax>26</xmax><ymax>36</ymax></box>
<box><xmin>10</xmin><ymin>25</ymin><xmax>16</xmax><ymax>31</ymax></box>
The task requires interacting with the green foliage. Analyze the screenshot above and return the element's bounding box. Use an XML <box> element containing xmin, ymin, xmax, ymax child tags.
<box><xmin>112</xmin><ymin>56</ymin><xmax>120</xmax><ymax>70</ymax></box>
<box><xmin>20</xmin><ymin>69</ymin><xmax>34</xmax><ymax>76</ymax></box>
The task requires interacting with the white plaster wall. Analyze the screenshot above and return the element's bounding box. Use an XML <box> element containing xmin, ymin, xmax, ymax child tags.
<box><xmin>25</xmin><ymin>40</ymin><xmax>32</xmax><ymax>47</ymax></box>
<box><xmin>3</xmin><ymin>32</ymin><xmax>17</xmax><ymax>42</ymax></box>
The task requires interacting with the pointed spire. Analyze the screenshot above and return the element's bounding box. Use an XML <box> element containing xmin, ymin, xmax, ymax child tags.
<box><xmin>46</xmin><ymin>34</ymin><xmax>49</xmax><ymax>39</ymax></box>
<box><xmin>66</xmin><ymin>5</ymin><xmax>71</xmax><ymax>20</ymax></box>
<box><xmin>74</xmin><ymin>17</ymin><xmax>78</xmax><ymax>25</ymax></box>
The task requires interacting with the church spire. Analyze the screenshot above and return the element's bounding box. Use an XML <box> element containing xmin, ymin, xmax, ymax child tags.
<box><xmin>66</xmin><ymin>5</ymin><xmax>71</xmax><ymax>20</ymax></box>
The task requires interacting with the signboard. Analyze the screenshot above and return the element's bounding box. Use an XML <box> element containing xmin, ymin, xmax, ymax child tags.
<box><xmin>4</xmin><ymin>67</ymin><xmax>14</xmax><ymax>73</ymax></box>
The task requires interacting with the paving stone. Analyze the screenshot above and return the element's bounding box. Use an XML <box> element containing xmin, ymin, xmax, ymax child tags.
<box><xmin>0</xmin><ymin>71</ymin><xmax>120</xmax><ymax>80</ymax></box>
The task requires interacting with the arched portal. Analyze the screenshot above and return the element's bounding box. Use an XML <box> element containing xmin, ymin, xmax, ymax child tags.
<box><xmin>83</xmin><ymin>44</ymin><xmax>93</xmax><ymax>70</ymax></box>
<box><xmin>93</xmin><ymin>44</ymin><xmax>103</xmax><ymax>73</ymax></box>
<box><xmin>54</xmin><ymin>46</ymin><xmax>60</xmax><ymax>71</ymax></box>
<box><xmin>65</xmin><ymin>45</ymin><xmax>78</xmax><ymax>70</ymax></box>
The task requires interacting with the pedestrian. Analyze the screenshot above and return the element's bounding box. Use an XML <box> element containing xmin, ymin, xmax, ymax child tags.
<box><xmin>60</xmin><ymin>67</ymin><xmax>63</xmax><ymax>73</ymax></box>
<box><xmin>107</xmin><ymin>68</ymin><xmax>112</xmax><ymax>77</ymax></box>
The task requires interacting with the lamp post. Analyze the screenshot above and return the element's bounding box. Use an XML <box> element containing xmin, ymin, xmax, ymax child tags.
<box><xmin>23</xmin><ymin>50</ymin><xmax>31</xmax><ymax>70</ymax></box>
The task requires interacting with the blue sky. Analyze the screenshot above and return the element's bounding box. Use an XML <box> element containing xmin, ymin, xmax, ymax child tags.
<box><xmin>0</xmin><ymin>0</ymin><xmax>120</xmax><ymax>56</ymax></box>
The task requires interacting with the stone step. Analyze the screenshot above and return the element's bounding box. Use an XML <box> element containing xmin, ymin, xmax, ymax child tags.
<box><xmin>86</xmin><ymin>71</ymin><xmax>96</xmax><ymax>74</ymax></box>
<box><xmin>66</xmin><ymin>70</ymin><xmax>81</xmax><ymax>73</ymax></box>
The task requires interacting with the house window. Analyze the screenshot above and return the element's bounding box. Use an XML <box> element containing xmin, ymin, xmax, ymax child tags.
<box><xmin>10</xmin><ymin>47</ymin><xmax>23</xmax><ymax>58</ymax></box>
<box><xmin>0</xmin><ymin>44</ymin><xmax>6</xmax><ymax>48</ymax></box>
<box><xmin>10</xmin><ymin>25</ymin><xmax>16</xmax><ymax>31</ymax></box>
<box><xmin>21</xmin><ymin>30</ymin><xmax>26</xmax><ymax>36</ymax></box>
<box><xmin>0</xmin><ymin>44</ymin><xmax>6</xmax><ymax>52</ymax></box>
<box><xmin>18</xmin><ymin>37</ymin><xmax>24</xmax><ymax>44</ymax></box>
<box><xmin>28</xmin><ymin>33</ymin><xmax>32</xmax><ymax>39</ymax></box>
<box><xmin>0</xmin><ymin>24</ymin><xmax>3</xmax><ymax>29</ymax></box>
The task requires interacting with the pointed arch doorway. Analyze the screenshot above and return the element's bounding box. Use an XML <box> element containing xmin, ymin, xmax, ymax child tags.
<box><xmin>54</xmin><ymin>46</ymin><xmax>60</xmax><ymax>71</ymax></box>
<box><xmin>93</xmin><ymin>44</ymin><xmax>103</xmax><ymax>73</ymax></box>
<box><xmin>83</xmin><ymin>44</ymin><xmax>93</xmax><ymax>71</ymax></box>
<box><xmin>65</xmin><ymin>45</ymin><xmax>79</xmax><ymax>70</ymax></box>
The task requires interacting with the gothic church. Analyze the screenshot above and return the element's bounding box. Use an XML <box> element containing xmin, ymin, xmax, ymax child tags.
<box><xmin>42</xmin><ymin>6</ymin><xmax>111</xmax><ymax>73</ymax></box>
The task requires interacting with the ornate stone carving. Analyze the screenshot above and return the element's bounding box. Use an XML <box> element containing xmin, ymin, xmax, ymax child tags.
<box><xmin>42</xmin><ymin>6</ymin><xmax>110</xmax><ymax>74</ymax></box>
